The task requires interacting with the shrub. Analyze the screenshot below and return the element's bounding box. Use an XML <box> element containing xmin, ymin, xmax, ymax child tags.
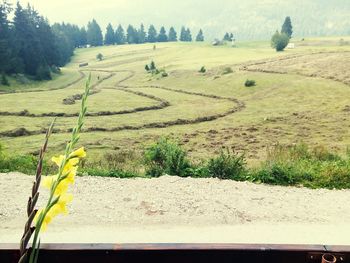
<box><xmin>199</xmin><ymin>66</ymin><xmax>206</xmax><ymax>73</ymax></box>
<box><xmin>15</xmin><ymin>74</ymin><xmax>30</xmax><ymax>84</ymax></box>
<box><xmin>251</xmin><ymin>163</ymin><xmax>307</xmax><ymax>186</ymax></box>
<box><xmin>150</xmin><ymin>61</ymin><xmax>156</xmax><ymax>70</ymax></box>
<box><xmin>271</xmin><ymin>31</ymin><xmax>289</xmax><ymax>51</ymax></box>
<box><xmin>252</xmin><ymin>144</ymin><xmax>350</xmax><ymax>189</ymax></box>
<box><xmin>222</xmin><ymin>67</ymin><xmax>233</xmax><ymax>75</ymax></box>
<box><xmin>0</xmin><ymin>144</ymin><xmax>49</xmax><ymax>174</ymax></box>
<box><xmin>50</xmin><ymin>65</ymin><xmax>61</xmax><ymax>74</ymax></box>
<box><xmin>145</xmin><ymin>64</ymin><xmax>150</xmax><ymax>71</ymax></box>
<box><xmin>96</xmin><ymin>53</ymin><xmax>103</xmax><ymax>61</ymax></box>
<box><xmin>245</xmin><ymin>79</ymin><xmax>256</xmax><ymax>87</ymax></box>
<box><xmin>1</xmin><ymin>73</ymin><xmax>10</xmax><ymax>86</ymax></box>
<box><xmin>81</xmin><ymin>168</ymin><xmax>138</xmax><ymax>178</ymax></box>
<box><xmin>35</xmin><ymin>65</ymin><xmax>52</xmax><ymax>80</ymax></box>
<box><xmin>161</xmin><ymin>71</ymin><xmax>168</xmax><ymax>77</ymax></box>
<box><xmin>144</xmin><ymin>138</ymin><xmax>191</xmax><ymax>177</ymax></box>
<box><xmin>207</xmin><ymin>149</ymin><xmax>247</xmax><ymax>180</ymax></box>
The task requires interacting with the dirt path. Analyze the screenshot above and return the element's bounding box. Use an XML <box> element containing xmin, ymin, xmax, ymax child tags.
<box><xmin>1</xmin><ymin>173</ymin><xmax>350</xmax><ymax>244</ymax></box>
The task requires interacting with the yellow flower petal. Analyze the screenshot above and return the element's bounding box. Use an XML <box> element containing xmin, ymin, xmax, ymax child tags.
<box><xmin>42</xmin><ymin>175</ymin><xmax>57</xmax><ymax>189</ymax></box>
<box><xmin>52</xmin><ymin>155</ymin><xmax>64</xmax><ymax>167</ymax></box>
<box><xmin>54</xmin><ymin>180</ymin><xmax>69</xmax><ymax>196</ymax></box>
<box><xmin>70</xmin><ymin>147</ymin><xmax>86</xmax><ymax>158</ymax></box>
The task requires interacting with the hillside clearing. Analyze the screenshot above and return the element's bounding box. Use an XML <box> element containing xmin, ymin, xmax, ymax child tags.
<box><xmin>1</xmin><ymin>40</ymin><xmax>350</xmax><ymax>165</ymax></box>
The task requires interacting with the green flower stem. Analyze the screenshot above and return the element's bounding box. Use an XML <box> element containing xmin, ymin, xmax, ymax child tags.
<box><xmin>29</xmin><ymin>75</ymin><xmax>91</xmax><ymax>263</ymax></box>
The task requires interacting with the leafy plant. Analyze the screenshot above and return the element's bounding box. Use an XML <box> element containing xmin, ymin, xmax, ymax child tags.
<box><xmin>144</xmin><ymin>137</ymin><xmax>191</xmax><ymax>177</ymax></box>
<box><xmin>199</xmin><ymin>66</ymin><xmax>206</xmax><ymax>73</ymax></box>
<box><xmin>207</xmin><ymin>149</ymin><xmax>247</xmax><ymax>180</ymax></box>
<box><xmin>271</xmin><ymin>31</ymin><xmax>289</xmax><ymax>51</ymax></box>
<box><xmin>245</xmin><ymin>79</ymin><xmax>256</xmax><ymax>87</ymax></box>
<box><xmin>1</xmin><ymin>73</ymin><xmax>10</xmax><ymax>86</ymax></box>
<box><xmin>19</xmin><ymin>76</ymin><xmax>91</xmax><ymax>263</ymax></box>
<box><xmin>150</xmin><ymin>61</ymin><xmax>156</xmax><ymax>70</ymax></box>
<box><xmin>96</xmin><ymin>53</ymin><xmax>104</xmax><ymax>61</ymax></box>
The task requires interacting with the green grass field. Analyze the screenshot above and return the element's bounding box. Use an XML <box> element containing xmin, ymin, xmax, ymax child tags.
<box><xmin>1</xmin><ymin>37</ymin><xmax>350</xmax><ymax>166</ymax></box>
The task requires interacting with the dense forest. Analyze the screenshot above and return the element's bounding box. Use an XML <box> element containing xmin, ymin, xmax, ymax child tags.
<box><xmin>0</xmin><ymin>1</ymin><xmax>203</xmax><ymax>81</ymax></box>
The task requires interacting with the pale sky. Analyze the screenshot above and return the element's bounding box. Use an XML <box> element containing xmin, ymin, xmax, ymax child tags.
<box><xmin>7</xmin><ymin>0</ymin><xmax>350</xmax><ymax>40</ymax></box>
<box><xmin>11</xmin><ymin>0</ymin><xmax>204</xmax><ymax>28</ymax></box>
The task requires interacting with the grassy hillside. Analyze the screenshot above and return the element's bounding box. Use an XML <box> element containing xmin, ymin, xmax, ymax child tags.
<box><xmin>0</xmin><ymin>37</ymin><xmax>350</xmax><ymax>167</ymax></box>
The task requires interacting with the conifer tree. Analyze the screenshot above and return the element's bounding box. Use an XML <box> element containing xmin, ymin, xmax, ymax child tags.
<box><xmin>147</xmin><ymin>25</ymin><xmax>157</xmax><ymax>43</ymax></box>
<box><xmin>223</xmin><ymin>32</ymin><xmax>230</xmax><ymax>41</ymax></box>
<box><xmin>138</xmin><ymin>23</ymin><xmax>146</xmax><ymax>43</ymax></box>
<box><xmin>0</xmin><ymin>1</ymin><xmax>15</xmax><ymax>73</ymax></box>
<box><xmin>115</xmin><ymin>24</ymin><xmax>126</xmax><ymax>44</ymax></box>
<box><xmin>158</xmin><ymin>26</ymin><xmax>168</xmax><ymax>42</ymax></box>
<box><xmin>104</xmin><ymin>23</ymin><xmax>115</xmax><ymax>45</ymax></box>
<box><xmin>87</xmin><ymin>19</ymin><xmax>103</xmax><ymax>46</ymax></box>
<box><xmin>14</xmin><ymin>3</ymin><xmax>47</xmax><ymax>76</ymax></box>
<box><xmin>126</xmin><ymin>24</ymin><xmax>137</xmax><ymax>44</ymax></box>
<box><xmin>196</xmin><ymin>29</ymin><xmax>204</xmax><ymax>41</ymax></box>
<box><xmin>180</xmin><ymin>26</ymin><xmax>186</xmax><ymax>41</ymax></box>
<box><xmin>168</xmin><ymin>27</ymin><xmax>177</xmax><ymax>41</ymax></box>
<box><xmin>79</xmin><ymin>27</ymin><xmax>87</xmax><ymax>46</ymax></box>
<box><xmin>185</xmin><ymin>28</ymin><xmax>192</xmax><ymax>41</ymax></box>
<box><xmin>281</xmin><ymin>16</ymin><xmax>293</xmax><ymax>38</ymax></box>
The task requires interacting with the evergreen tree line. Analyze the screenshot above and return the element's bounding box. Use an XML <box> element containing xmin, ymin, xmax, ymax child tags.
<box><xmin>103</xmin><ymin>23</ymin><xmax>204</xmax><ymax>45</ymax></box>
<box><xmin>0</xmin><ymin>2</ymin><xmax>84</xmax><ymax>80</ymax></box>
<box><xmin>0</xmin><ymin>1</ymin><xmax>204</xmax><ymax>81</ymax></box>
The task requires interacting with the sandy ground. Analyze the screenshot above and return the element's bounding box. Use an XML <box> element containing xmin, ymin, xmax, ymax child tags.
<box><xmin>1</xmin><ymin>172</ymin><xmax>350</xmax><ymax>244</ymax></box>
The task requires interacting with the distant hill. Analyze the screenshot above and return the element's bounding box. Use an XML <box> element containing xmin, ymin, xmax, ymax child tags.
<box><xmin>26</xmin><ymin>0</ymin><xmax>350</xmax><ymax>40</ymax></box>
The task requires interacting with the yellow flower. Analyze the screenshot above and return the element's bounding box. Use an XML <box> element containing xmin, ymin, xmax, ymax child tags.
<box><xmin>56</xmin><ymin>193</ymin><xmax>73</xmax><ymax>215</ymax></box>
<box><xmin>69</xmin><ymin>147</ymin><xmax>86</xmax><ymax>158</ymax></box>
<box><xmin>52</xmin><ymin>155</ymin><xmax>64</xmax><ymax>166</ymax></box>
<box><xmin>34</xmin><ymin>193</ymin><xmax>73</xmax><ymax>232</ymax></box>
<box><xmin>66</xmin><ymin>166</ymin><xmax>77</xmax><ymax>183</ymax></box>
<box><xmin>54</xmin><ymin>179</ymin><xmax>70</xmax><ymax>195</ymax></box>
<box><xmin>42</xmin><ymin>175</ymin><xmax>58</xmax><ymax>189</ymax></box>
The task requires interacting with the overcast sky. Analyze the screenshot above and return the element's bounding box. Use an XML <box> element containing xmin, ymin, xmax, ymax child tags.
<box><xmin>11</xmin><ymin>0</ymin><xmax>205</xmax><ymax>28</ymax></box>
<box><xmin>8</xmin><ymin>0</ymin><xmax>350</xmax><ymax>40</ymax></box>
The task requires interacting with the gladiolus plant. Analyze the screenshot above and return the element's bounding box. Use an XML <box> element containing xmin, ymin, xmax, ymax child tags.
<box><xmin>18</xmin><ymin>76</ymin><xmax>91</xmax><ymax>263</ymax></box>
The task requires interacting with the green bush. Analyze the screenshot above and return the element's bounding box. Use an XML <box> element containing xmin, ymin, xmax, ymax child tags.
<box><xmin>35</xmin><ymin>65</ymin><xmax>52</xmax><ymax>80</ymax></box>
<box><xmin>96</xmin><ymin>53</ymin><xmax>103</xmax><ymax>61</ymax></box>
<box><xmin>150</xmin><ymin>61</ymin><xmax>156</xmax><ymax>70</ymax></box>
<box><xmin>1</xmin><ymin>73</ymin><xmax>10</xmax><ymax>86</ymax></box>
<box><xmin>144</xmin><ymin>138</ymin><xmax>191</xmax><ymax>177</ymax></box>
<box><xmin>251</xmin><ymin>144</ymin><xmax>350</xmax><ymax>189</ymax></box>
<box><xmin>251</xmin><ymin>163</ymin><xmax>308</xmax><ymax>186</ymax></box>
<box><xmin>271</xmin><ymin>31</ymin><xmax>289</xmax><ymax>51</ymax></box>
<box><xmin>0</xmin><ymin>142</ymin><xmax>53</xmax><ymax>174</ymax></box>
<box><xmin>207</xmin><ymin>149</ymin><xmax>247</xmax><ymax>180</ymax></box>
<box><xmin>81</xmin><ymin>168</ymin><xmax>138</xmax><ymax>178</ymax></box>
<box><xmin>199</xmin><ymin>66</ymin><xmax>206</xmax><ymax>73</ymax></box>
<box><xmin>245</xmin><ymin>79</ymin><xmax>256</xmax><ymax>87</ymax></box>
<box><xmin>145</xmin><ymin>64</ymin><xmax>150</xmax><ymax>71</ymax></box>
